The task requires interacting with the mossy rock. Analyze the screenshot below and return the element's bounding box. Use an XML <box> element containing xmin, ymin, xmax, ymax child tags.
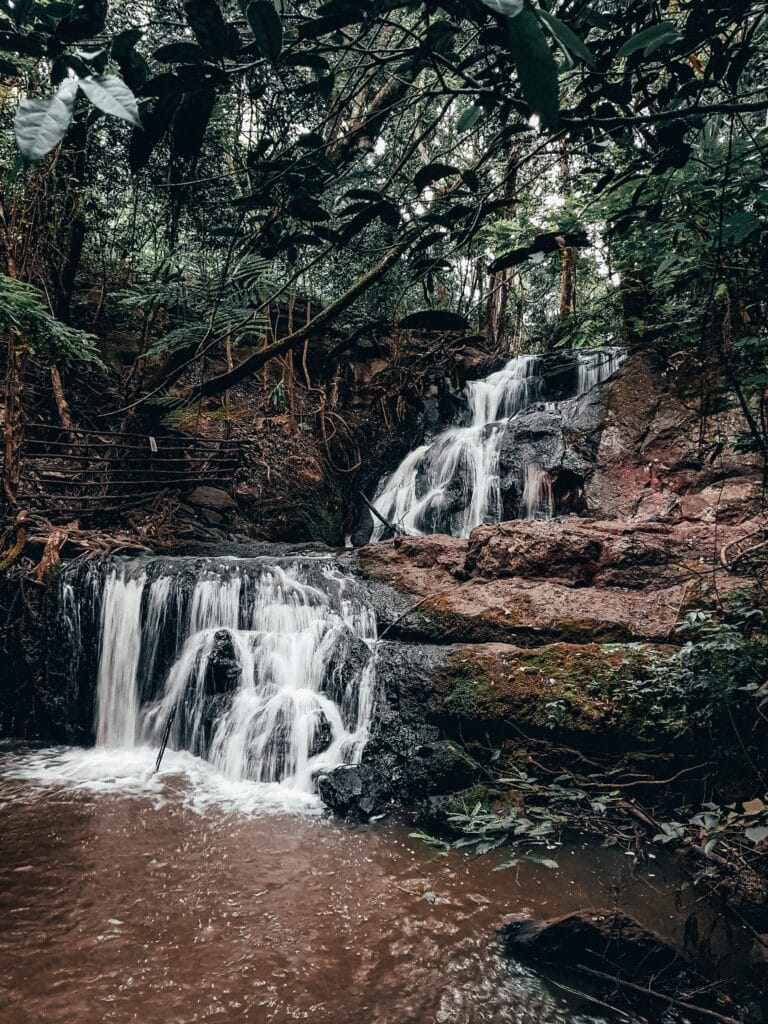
<box><xmin>434</xmin><ymin>642</ymin><xmax>683</xmax><ymax>745</ymax></box>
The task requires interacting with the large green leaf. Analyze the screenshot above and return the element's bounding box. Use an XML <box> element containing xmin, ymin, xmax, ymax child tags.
<box><xmin>398</xmin><ymin>310</ymin><xmax>470</xmax><ymax>332</ymax></box>
<box><xmin>129</xmin><ymin>91</ymin><xmax>182</xmax><ymax>172</ymax></box>
<box><xmin>14</xmin><ymin>78</ymin><xmax>77</xmax><ymax>161</ymax></box>
<box><xmin>55</xmin><ymin>0</ymin><xmax>108</xmax><ymax>42</ymax></box>
<box><xmin>457</xmin><ymin>105</ymin><xmax>482</xmax><ymax>133</ymax></box>
<box><xmin>505</xmin><ymin>10</ymin><xmax>559</xmax><ymax>129</ymax></box>
<box><xmin>78</xmin><ymin>75</ymin><xmax>140</xmax><ymax>125</ymax></box>
<box><xmin>172</xmin><ymin>88</ymin><xmax>217</xmax><ymax>159</ymax></box>
<box><xmin>480</xmin><ymin>0</ymin><xmax>524</xmax><ymax>17</ymax></box>
<box><xmin>537</xmin><ymin>9</ymin><xmax>595</xmax><ymax>67</ymax></box>
<box><xmin>616</xmin><ymin>21</ymin><xmax>678</xmax><ymax>58</ymax></box>
<box><xmin>246</xmin><ymin>1</ymin><xmax>282</xmax><ymax>66</ymax></box>
<box><xmin>722</xmin><ymin>211</ymin><xmax>760</xmax><ymax>246</ymax></box>
<box><xmin>154</xmin><ymin>42</ymin><xmax>206</xmax><ymax>63</ymax></box>
<box><xmin>112</xmin><ymin>28</ymin><xmax>150</xmax><ymax>90</ymax></box>
<box><xmin>339</xmin><ymin>201</ymin><xmax>399</xmax><ymax>242</ymax></box>
<box><xmin>414</xmin><ymin>162</ymin><xmax>459</xmax><ymax>191</ymax></box>
<box><xmin>184</xmin><ymin>0</ymin><xmax>241</xmax><ymax>58</ymax></box>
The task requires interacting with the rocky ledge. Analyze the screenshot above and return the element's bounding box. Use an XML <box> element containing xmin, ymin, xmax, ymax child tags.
<box><xmin>318</xmin><ymin>512</ymin><xmax>765</xmax><ymax>821</ymax></box>
<box><xmin>355</xmin><ymin>517</ymin><xmax>762</xmax><ymax>644</ymax></box>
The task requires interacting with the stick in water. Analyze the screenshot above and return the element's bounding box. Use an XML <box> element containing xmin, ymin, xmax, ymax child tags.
<box><xmin>154</xmin><ymin>704</ymin><xmax>178</xmax><ymax>774</ymax></box>
<box><xmin>359</xmin><ymin>491</ymin><xmax>402</xmax><ymax>536</ymax></box>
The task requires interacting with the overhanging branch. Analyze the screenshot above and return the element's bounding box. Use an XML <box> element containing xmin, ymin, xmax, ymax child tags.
<box><xmin>193</xmin><ymin>240</ymin><xmax>408</xmax><ymax>399</ymax></box>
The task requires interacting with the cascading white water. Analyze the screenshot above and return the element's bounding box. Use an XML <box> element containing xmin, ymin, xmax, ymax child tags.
<box><xmin>522</xmin><ymin>465</ymin><xmax>553</xmax><ymax>520</ymax></box>
<box><xmin>370</xmin><ymin>348</ymin><xmax>626</xmax><ymax>540</ymax></box>
<box><xmin>82</xmin><ymin>557</ymin><xmax>377</xmax><ymax>795</ymax></box>
<box><xmin>371</xmin><ymin>356</ymin><xmax>542</xmax><ymax>540</ymax></box>
<box><xmin>577</xmin><ymin>347</ymin><xmax>625</xmax><ymax>394</ymax></box>
<box><xmin>96</xmin><ymin>571</ymin><xmax>146</xmax><ymax>748</ymax></box>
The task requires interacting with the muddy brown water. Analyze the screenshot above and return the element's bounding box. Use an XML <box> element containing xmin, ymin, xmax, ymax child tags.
<box><xmin>0</xmin><ymin>744</ymin><xmax>713</xmax><ymax>1024</ymax></box>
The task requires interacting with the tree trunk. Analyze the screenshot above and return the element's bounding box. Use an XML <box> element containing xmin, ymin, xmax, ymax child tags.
<box><xmin>3</xmin><ymin>335</ymin><xmax>27</xmax><ymax>506</ymax></box>
<box><xmin>559</xmin><ymin>246</ymin><xmax>577</xmax><ymax>318</ymax></box>
<box><xmin>50</xmin><ymin>366</ymin><xmax>74</xmax><ymax>430</ymax></box>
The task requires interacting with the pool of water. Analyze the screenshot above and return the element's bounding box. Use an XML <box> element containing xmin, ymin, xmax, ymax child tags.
<box><xmin>0</xmin><ymin>744</ymin><xmax>693</xmax><ymax>1024</ymax></box>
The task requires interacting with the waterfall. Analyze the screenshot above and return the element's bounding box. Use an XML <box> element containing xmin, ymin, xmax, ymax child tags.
<box><xmin>522</xmin><ymin>465</ymin><xmax>553</xmax><ymax>520</ymax></box>
<box><xmin>63</xmin><ymin>556</ymin><xmax>378</xmax><ymax>795</ymax></box>
<box><xmin>371</xmin><ymin>356</ymin><xmax>542</xmax><ymax>540</ymax></box>
<box><xmin>577</xmin><ymin>347</ymin><xmax>625</xmax><ymax>394</ymax></box>
<box><xmin>370</xmin><ymin>348</ymin><xmax>625</xmax><ymax>540</ymax></box>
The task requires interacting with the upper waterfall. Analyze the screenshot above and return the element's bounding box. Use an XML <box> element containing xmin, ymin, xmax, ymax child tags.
<box><xmin>60</xmin><ymin>556</ymin><xmax>377</xmax><ymax>796</ymax></box>
<box><xmin>370</xmin><ymin>347</ymin><xmax>625</xmax><ymax>540</ymax></box>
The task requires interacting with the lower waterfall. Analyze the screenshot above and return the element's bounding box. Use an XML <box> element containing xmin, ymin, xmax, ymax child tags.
<box><xmin>370</xmin><ymin>347</ymin><xmax>625</xmax><ymax>540</ymax></box>
<box><xmin>60</xmin><ymin>556</ymin><xmax>378</xmax><ymax>795</ymax></box>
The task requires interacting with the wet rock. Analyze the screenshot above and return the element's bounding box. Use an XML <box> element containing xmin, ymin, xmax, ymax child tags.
<box><xmin>501</xmin><ymin>910</ymin><xmax>690</xmax><ymax>979</ymax></box>
<box><xmin>356</xmin><ymin>520</ymin><xmax>759</xmax><ymax>644</ymax></box>
<box><xmin>586</xmin><ymin>352</ymin><xmax>763</xmax><ymax>523</ymax></box>
<box><xmin>318</xmin><ymin>643</ymin><xmax>484</xmax><ymax>817</ymax></box>
<box><xmin>321</xmin><ymin>626</ymin><xmax>373</xmax><ymax>729</ymax></box>
<box><xmin>186</xmin><ymin>486</ymin><xmax>236</xmax><ymax>511</ymax></box>
<box><xmin>205</xmin><ymin>629</ymin><xmax>242</xmax><ymax>695</ymax></box>
<box><xmin>433</xmin><ymin>641</ymin><xmax>685</xmax><ymax>745</ymax></box>
<box><xmin>466</xmin><ymin>521</ymin><xmax>602</xmax><ymax>584</ymax></box>
<box><xmin>466</xmin><ymin>518</ymin><xmax>761</xmax><ymax>588</ymax></box>
<box><xmin>308</xmin><ymin>710</ymin><xmax>333</xmax><ymax>758</ymax></box>
<box><xmin>410</xmin><ymin>740</ymin><xmax>480</xmax><ymax>791</ymax></box>
<box><xmin>199</xmin><ymin>509</ymin><xmax>224</xmax><ymax>526</ymax></box>
<box><xmin>317</xmin><ymin>764</ymin><xmax>389</xmax><ymax>820</ymax></box>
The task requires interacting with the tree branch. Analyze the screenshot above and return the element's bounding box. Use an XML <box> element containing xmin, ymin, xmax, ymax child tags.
<box><xmin>194</xmin><ymin>240</ymin><xmax>408</xmax><ymax>398</ymax></box>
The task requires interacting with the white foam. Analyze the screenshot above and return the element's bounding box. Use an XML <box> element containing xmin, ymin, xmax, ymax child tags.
<box><xmin>0</xmin><ymin>745</ymin><xmax>324</xmax><ymax>817</ymax></box>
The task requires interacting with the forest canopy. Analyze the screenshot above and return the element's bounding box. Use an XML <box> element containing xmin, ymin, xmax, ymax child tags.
<box><xmin>0</xmin><ymin>0</ymin><xmax>765</xmax><ymax>440</ymax></box>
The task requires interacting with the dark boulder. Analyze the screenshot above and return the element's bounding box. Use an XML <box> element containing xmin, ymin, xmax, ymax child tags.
<box><xmin>317</xmin><ymin>764</ymin><xmax>390</xmax><ymax>820</ymax></box>
<box><xmin>501</xmin><ymin>910</ymin><xmax>689</xmax><ymax>980</ymax></box>
<box><xmin>186</xmin><ymin>486</ymin><xmax>236</xmax><ymax>511</ymax></box>
<box><xmin>308</xmin><ymin>709</ymin><xmax>333</xmax><ymax>758</ymax></box>
<box><xmin>317</xmin><ymin>643</ymin><xmax>483</xmax><ymax>818</ymax></box>
<box><xmin>321</xmin><ymin>626</ymin><xmax>373</xmax><ymax>729</ymax></box>
<box><xmin>205</xmin><ymin>629</ymin><xmax>243</xmax><ymax>695</ymax></box>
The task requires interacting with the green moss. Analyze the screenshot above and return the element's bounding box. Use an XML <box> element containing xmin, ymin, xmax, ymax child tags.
<box><xmin>441</xmin><ymin>668</ymin><xmax>494</xmax><ymax>719</ymax></box>
<box><xmin>436</xmin><ymin>642</ymin><xmax>682</xmax><ymax>745</ymax></box>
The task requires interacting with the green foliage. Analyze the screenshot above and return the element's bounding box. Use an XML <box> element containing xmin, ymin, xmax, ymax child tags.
<box><xmin>0</xmin><ymin>275</ymin><xmax>102</xmax><ymax>369</ymax></box>
<box><xmin>411</xmin><ymin>790</ymin><xmax>563</xmax><ymax>870</ymax></box>
<box><xmin>614</xmin><ymin>600</ymin><xmax>768</xmax><ymax>743</ymax></box>
<box><xmin>114</xmin><ymin>251</ymin><xmax>270</xmax><ymax>361</ymax></box>
<box><xmin>0</xmin><ymin>0</ymin><xmax>765</xmax><ymax>415</ymax></box>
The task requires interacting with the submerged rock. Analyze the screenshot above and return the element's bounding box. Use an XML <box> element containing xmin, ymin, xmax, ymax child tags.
<box><xmin>501</xmin><ymin>909</ymin><xmax>691</xmax><ymax>980</ymax></box>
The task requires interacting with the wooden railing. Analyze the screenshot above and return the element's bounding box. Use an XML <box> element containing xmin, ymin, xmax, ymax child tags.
<box><xmin>13</xmin><ymin>423</ymin><xmax>242</xmax><ymax>519</ymax></box>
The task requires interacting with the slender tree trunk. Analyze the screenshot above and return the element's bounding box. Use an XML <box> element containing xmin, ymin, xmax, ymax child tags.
<box><xmin>53</xmin><ymin>115</ymin><xmax>89</xmax><ymax>323</ymax></box>
<box><xmin>3</xmin><ymin>335</ymin><xmax>27</xmax><ymax>506</ymax></box>
<box><xmin>559</xmin><ymin>246</ymin><xmax>577</xmax><ymax>318</ymax></box>
<box><xmin>223</xmin><ymin>333</ymin><xmax>233</xmax><ymax>439</ymax></box>
<box><xmin>484</xmin><ymin>143</ymin><xmax>520</xmax><ymax>348</ymax></box>
<box><xmin>50</xmin><ymin>366</ymin><xmax>74</xmax><ymax>429</ymax></box>
<box><xmin>195</xmin><ymin>240</ymin><xmax>408</xmax><ymax>399</ymax></box>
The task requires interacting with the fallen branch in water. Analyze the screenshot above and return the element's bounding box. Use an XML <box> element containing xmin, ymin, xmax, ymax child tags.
<box><xmin>547</xmin><ymin>976</ymin><xmax>633</xmax><ymax>1022</ymax></box>
<box><xmin>154</xmin><ymin>704</ymin><xmax>178</xmax><ymax>774</ymax></box>
<box><xmin>359</xmin><ymin>491</ymin><xmax>401</xmax><ymax>537</ymax></box>
<box><xmin>574</xmin><ymin>963</ymin><xmax>743</xmax><ymax>1024</ymax></box>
